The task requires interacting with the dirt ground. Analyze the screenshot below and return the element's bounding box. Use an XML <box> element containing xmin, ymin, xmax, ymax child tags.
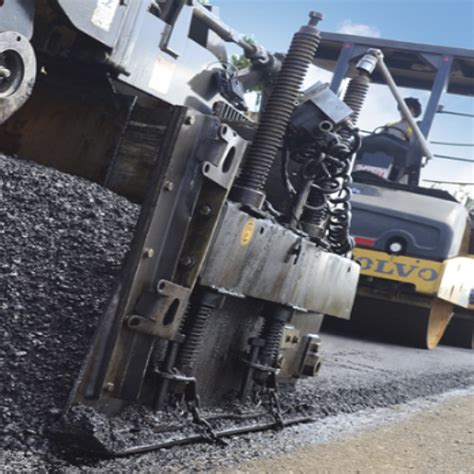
<box><xmin>230</xmin><ymin>394</ymin><xmax>474</xmax><ymax>473</ymax></box>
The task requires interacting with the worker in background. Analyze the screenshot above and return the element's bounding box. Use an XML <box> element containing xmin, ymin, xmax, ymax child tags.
<box><xmin>382</xmin><ymin>97</ymin><xmax>422</xmax><ymax>142</ymax></box>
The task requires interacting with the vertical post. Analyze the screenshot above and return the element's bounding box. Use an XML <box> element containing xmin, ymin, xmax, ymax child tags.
<box><xmin>330</xmin><ymin>43</ymin><xmax>354</xmax><ymax>93</ymax></box>
<box><xmin>409</xmin><ymin>55</ymin><xmax>452</xmax><ymax>185</ymax></box>
<box><xmin>419</xmin><ymin>55</ymin><xmax>453</xmax><ymax>137</ymax></box>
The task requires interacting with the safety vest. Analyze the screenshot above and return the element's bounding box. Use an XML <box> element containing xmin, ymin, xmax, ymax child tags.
<box><xmin>383</xmin><ymin>120</ymin><xmax>413</xmax><ymax>141</ymax></box>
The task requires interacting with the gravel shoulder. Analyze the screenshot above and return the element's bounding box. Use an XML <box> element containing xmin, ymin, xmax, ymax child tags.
<box><xmin>231</xmin><ymin>391</ymin><xmax>474</xmax><ymax>473</ymax></box>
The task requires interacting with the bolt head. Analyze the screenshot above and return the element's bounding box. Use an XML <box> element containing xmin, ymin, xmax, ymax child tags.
<box><xmin>179</xmin><ymin>255</ymin><xmax>195</xmax><ymax>268</ymax></box>
<box><xmin>309</xmin><ymin>11</ymin><xmax>323</xmax><ymax>25</ymax></box>
<box><xmin>164</xmin><ymin>180</ymin><xmax>174</xmax><ymax>192</ymax></box>
<box><xmin>0</xmin><ymin>66</ymin><xmax>11</xmax><ymax>79</ymax></box>
<box><xmin>199</xmin><ymin>205</ymin><xmax>212</xmax><ymax>217</ymax></box>
<box><xmin>104</xmin><ymin>382</ymin><xmax>115</xmax><ymax>392</ymax></box>
<box><xmin>143</xmin><ymin>248</ymin><xmax>155</xmax><ymax>258</ymax></box>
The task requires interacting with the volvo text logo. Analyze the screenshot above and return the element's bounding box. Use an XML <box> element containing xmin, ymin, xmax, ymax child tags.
<box><xmin>357</xmin><ymin>256</ymin><xmax>439</xmax><ymax>282</ymax></box>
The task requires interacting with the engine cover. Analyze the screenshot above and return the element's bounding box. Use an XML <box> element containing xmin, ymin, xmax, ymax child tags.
<box><xmin>351</xmin><ymin>182</ymin><xmax>469</xmax><ymax>260</ymax></box>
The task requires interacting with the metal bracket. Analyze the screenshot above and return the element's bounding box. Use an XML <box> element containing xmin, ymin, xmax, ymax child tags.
<box><xmin>127</xmin><ymin>280</ymin><xmax>191</xmax><ymax>339</ymax></box>
<box><xmin>160</xmin><ymin>4</ymin><xmax>193</xmax><ymax>58</ymax></box>
<box><xmin>201</xmin><ymin>124</ymin><xmax>243</xmax><ymax>188</ymax></box>
<box><xmin>297</xmin><ymin>334</ymin><xmax>321</xmax><ymax>377</ymax></box>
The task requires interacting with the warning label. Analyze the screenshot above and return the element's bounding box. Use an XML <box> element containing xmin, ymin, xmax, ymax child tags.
<box><xmin>91</xmin><ymin>0</ymin><xmax>120</xmax><ymax>32</ymax></box>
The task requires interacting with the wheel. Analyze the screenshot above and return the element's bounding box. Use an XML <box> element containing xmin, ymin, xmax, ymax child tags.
<box><xmin>421</xmin><ymin>299</ymin><xmax>454</xmax><ymax>350</ymax></box>
<box><xmin>331</xmin><ymin>296</ymin><xmax>453</xmax><ymax>350</ymax></box>
<box><xmin>441</xmin><ymin>313</ymin><xmax>474</xmax><ymax>349</ymax></box>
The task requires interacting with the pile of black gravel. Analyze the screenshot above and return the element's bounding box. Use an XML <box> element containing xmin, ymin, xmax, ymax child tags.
<box><xmin>0</xmin><ymin>155</ymin><xmax>139</xmax><ymax>456</ymax></box>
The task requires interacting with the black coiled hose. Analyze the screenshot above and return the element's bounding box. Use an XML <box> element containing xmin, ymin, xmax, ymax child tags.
<box><xmin>326</xmin><ymin>167</ymin><xmax>354</xmax><ymax>254</ymax></box>
<box><xmin>300</xmin><ymin>137</ymin><xmax>348</xmax><ymax>225</ymax></box>
<box><xmin>234</xmin><ymin>14</ymin><xmax>322</xmax><ymax>205</ymax></box>
<box><xmin>298</xmin><ymin>131</ymin><xmax>360</xmax><ymax>253</ymax></box>
<box><xmin>288</xmin><ymin>68</ymin><xmax>369</xmax><ymax>253</ymax></box>
<box><xmin>324</xmin><ymin>71</ymin><xmax>370</xmax><ymax>253</ymax></box>
<box><xmin>302</xmin><ymin>188</ymin><xmax>328</xmax><ymax>226</ymax></box>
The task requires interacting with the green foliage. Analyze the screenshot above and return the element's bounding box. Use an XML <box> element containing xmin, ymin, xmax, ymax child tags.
<box><xmin>230</xmin><ymin>35</ymin><xmax>256</xmax><ymax>71</ymax></box>
<box><xmin>231</xmin><ymin>54</ymin><xmax>251</xmax><ymax>71</ymax></box>
<box><xmin>230</xmin><ymin>36</ymin><xmax>263</xmax><ymax>99</ymax></box>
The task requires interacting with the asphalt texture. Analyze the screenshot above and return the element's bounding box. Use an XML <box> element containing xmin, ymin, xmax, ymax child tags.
<box><xmin>0</xmin><ymin>156</ymin><xmax>139</xmax><ymax>465</ymax></box>
<box><xmin>1</xmin><ymin>155</ymin><xmax>473</xmax><ymax>472</ymax></box>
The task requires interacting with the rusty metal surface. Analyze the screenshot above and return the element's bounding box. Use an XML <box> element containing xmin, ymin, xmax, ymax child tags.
<box><xmin>0</xmin><ymin>76</ymin><xmax>133</xmax><ymax>186</ymax></box>
<box><xmin>201</xmin><ymin>202</ymin><xmax>360</xmax><ymax>319</ymax></box>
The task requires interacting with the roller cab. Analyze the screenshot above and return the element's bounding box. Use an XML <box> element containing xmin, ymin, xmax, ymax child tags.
<box><xmin>351</xmin><ymin>182</ymin><xmax>471</xmax><ymax>349</ymax></box>
<box><xmin>314</xmin><ymin>33</ymin><xmax>474</xmax><ymax>349</ymax></box>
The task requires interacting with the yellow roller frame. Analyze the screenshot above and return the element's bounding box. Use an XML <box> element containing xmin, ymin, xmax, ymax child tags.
<box><xmin>353</xmin><ymin>248</ymin><xmax>473</xmax><ymax>309</ymax></box>
<box><xmin>352</xmin><ymin>248</ymin><xmax>442</xmax><ymax>295</ymax></box>
<box><xmin>352</xmin><ymin>248</ymin><xmax>474</xmax><ymax>349</ymax></box>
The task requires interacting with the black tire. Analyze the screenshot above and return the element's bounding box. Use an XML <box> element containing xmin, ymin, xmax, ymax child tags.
<box><xmin>324</xmin><ymin>296</ymin><xmax>452</xmax><ymax>350</ymax></box>
<box><xmin>441</xmin><ymin>314</ymin><xmax>474</xmax><ymax>350</ymax></box>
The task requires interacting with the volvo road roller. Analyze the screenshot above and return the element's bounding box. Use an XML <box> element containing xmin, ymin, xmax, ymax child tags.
<box><xmin>315</xmin><ymin>33</ymin><xmax>474</xmax><ymax>349</ymax></box>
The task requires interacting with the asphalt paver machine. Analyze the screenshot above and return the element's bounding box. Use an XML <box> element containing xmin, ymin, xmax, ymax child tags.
<box><xmin>0</xmin><ymin>0</ymin><xmax>367</xmax><ymax>454</ymax></box>
<box><xmin>315</xmin><ymin>33</ymin><xmax>474</xmax><ymax>349</ymax></box>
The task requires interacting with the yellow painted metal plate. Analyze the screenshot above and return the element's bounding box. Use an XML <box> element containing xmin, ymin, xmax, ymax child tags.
<box><xmin>240</xmin><ymin>218</ymin><xmax>256</xmax><ymax>246</ymax></box>
<box><xmin>353</xmin><ymin>248</ymin><xmax>442</xmax><ymax>295</ymax></box>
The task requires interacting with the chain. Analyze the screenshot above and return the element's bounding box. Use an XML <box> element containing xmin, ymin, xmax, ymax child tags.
<box><xmin>185</xmin><ymin>381</ymin><xmax>228</xmax><ymax>447</ymax></box>
<box><xmin>264</xmin><ymin>372</ymin><xmax>284</xmax><ymax>428</ymax></box>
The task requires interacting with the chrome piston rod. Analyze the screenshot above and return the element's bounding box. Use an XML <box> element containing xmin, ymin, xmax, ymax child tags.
<box><xmin>190</xmin><ymin>0</ymin><xmax>275</xmax><ymax>65</ymax></box>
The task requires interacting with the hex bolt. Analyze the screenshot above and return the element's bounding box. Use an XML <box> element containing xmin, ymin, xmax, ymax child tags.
<box><xmin>164</xmin><ymin>180</ymin><xmax>174</xmax><ymax>191</ymax></box>
<box><xmin>308</xmin><ymin>11</ymin><xmax>323</xmax><ymax>26</ymax></box>
<box><xmin>104</xmin><ymin>382</ymin><xmax>115</xmax><ymax>392</ymax></box>
<box><xmin>199</xmin><ymin>204</ymin><xmax>212</xmax><ymax>217</ymax></box>
<box><xmin>179</xmin><ymin>255</ymin><xmax>196</xmax><ymax>268</ymax></box>
<box><xmin>0</xmin><ymin>66</ymin><xmax>11</xmax><ymax>79</ymax></box>
<box><xmin>184</xmin><ymin>115</ymin><xmax>195</xmax><ymax>126</ymax></box>
<box><xmin>143</xmin><ymin>248</ymin><xmax>155</xmax><ymax>258</ymax></box>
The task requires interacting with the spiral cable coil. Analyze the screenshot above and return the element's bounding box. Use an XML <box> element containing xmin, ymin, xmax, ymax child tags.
<box><xmin>295</xmin><ymin>131</ymin><xmax>360</xmax><ymax>253</ymax></box>
<box><xmin>325</xmin><ymin>72</ymin><xmax>370</xmax><ymax>253</ymax></box>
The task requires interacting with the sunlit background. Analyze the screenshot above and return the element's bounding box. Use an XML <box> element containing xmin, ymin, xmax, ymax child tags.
<box><xmin>211</xmin><ymin>0</ymin><xmax>474</xmax><ymax>203</ymax></box>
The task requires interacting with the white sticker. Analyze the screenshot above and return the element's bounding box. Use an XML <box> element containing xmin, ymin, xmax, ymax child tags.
<box><xmin>354</xmin><ymin>164</ymin><xmax>392</xmax><ymax>179</ymax></box>
<box><xmin>91</xmin><ymin>0</ymin><xmax>120</xmax><ymax>32</ymax></box>
<box><xmin>149</xmin><ymin>57</ymin><xmax>176</xmax><ymax>95</ymax></box>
